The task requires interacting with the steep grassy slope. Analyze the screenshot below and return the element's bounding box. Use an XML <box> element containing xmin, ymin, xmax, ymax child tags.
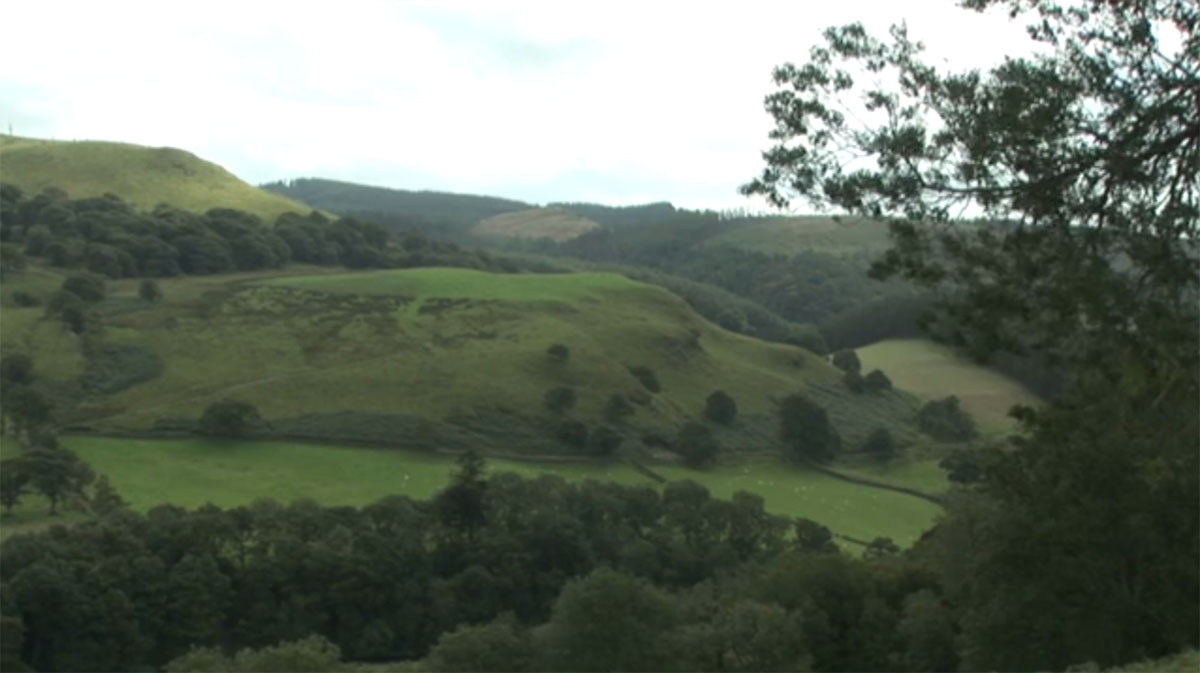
<box><xmin>472</xmin><ymin>207</ymin><xmax>600</xmax><ymax>241</ymax></box>
<box><xmin>262</xmin><ymin>177</ymin><xmax>532</xmax><ymax>226</ymax></box>
<box><xmin>2</xmin><ymin>265</ymin><xmax>926</xmax><ymax>455</ymax></box>
<box><xmin>0</xmin><ymin>135</ymin><xmax>314</xmax><ymax>221</ymax></box>
<box><xmin>858</xmin><ymin>338</ymin><xmax>1041</xmax><ymax>434</ymax></box>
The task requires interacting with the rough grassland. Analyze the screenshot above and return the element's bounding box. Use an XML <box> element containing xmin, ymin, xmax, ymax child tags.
<box><xmin>472</xmin><ymin>207</ymin><xmax>601</xmax><ymax>241</ymax></box>
<box><xmin>705</xmin><ymin>215</ymin><xmax>895</xmax><ymax>257</ymax></box>
<box><xmin>1</xmin><ymin>265</ymin><xmax>925</xmax><ymax>452</ymax></box>
<box><xmin>0</xmin><ymin>135</ymin><xmax>314</xmax><ymax>222</ymax></box>
<box><xmin>858</xmin><ymin>338</ymin><xmax>1041</xmax><ymax>434</ymax></box>
<box><xmin>0</xmin><ymin>436</ymin><xmax>943</xmax><ymax>548</ymax></box>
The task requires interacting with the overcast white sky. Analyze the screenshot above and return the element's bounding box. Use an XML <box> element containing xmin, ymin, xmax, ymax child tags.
<box><xmin>0</xmin><ymin>1</ymin><xmax>1032</xmax><ymax>211</ymax></box>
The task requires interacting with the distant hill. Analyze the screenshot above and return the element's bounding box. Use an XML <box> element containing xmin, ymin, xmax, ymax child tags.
<box><xmin>473</xmin><ymin>206</ymin><xmax>601</xmax><ymax>242</ymax></box>
<box><xmin>0</xmin><ymin>135</ymin><xmax>314</xmax><ymax>222</ymax></box>
<box><xmin>261</xmin><ymin>177</ymin><xmax>533</xmax><ymax>230</ymax></box>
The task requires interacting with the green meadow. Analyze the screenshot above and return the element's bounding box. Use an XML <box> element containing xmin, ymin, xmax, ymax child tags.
<box><xmin>0</xmin><ymin>436</ymin><xmax>944</xmax><ymax>548</ymax></box>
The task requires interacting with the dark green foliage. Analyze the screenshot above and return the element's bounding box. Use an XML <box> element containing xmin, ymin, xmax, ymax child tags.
<box><xmin>59</xmin><ymin>305</ymin><xmax>88</xmax><ymax>335</ymax></box>
<box><xmin>831</xmin><ymin>348</ymin><xmax>861</xmax><ymax>374</ymax></box>
<box><xmin>43</xmin><ymin>288</ymin><xmax>82</xmax><ymax>318</ymax></box>
<box><xmin>793</xmin><ymin>518</ymin><xmax>838</xmax><ymax>554</ymax></box>
<box><xmin>0</xmin><ymin>353</ymin><xmax>33</xmax><ymax>385</ymax></box>
<box><xmin>0</xmin><ymin>385</ymin><xmax>52</xmax><ymax>438</ymax></box>
<box><xmin>138</xmin><ymin>278</ymin><xmax>162</xmax><ymax>303</ymax></box>
<box><xmin>915</xmin><ymin>396</ymin><xmax>976</xmax><ymax>442</ymax></box>
<box><xmin>627</xmin><ymin>365</ymin><xmax>661</xmax><ymax>393</ymax></box>
<box><xmin>0</xmin><ymin>463</ymin><xmax>29</xmax><ymax>514</ymax></box>
<box><xmin>546</xmin><ymin>343</ymin><xmax>569</xmax><ymax>363</ymax></box>
<box><xmin>778</xmin><ymin>393</ymin><xmax>838</xmax><ymax>463</ymax></box>
<box><xmin>842</xmin><ymin>369</ymin><xmax>865</xmax><ymax>393</ymax></box>
<box><xmin>90</xmin><ymin>474</ymin><xmax>127</xmax><ymax>515</ymax></box>
<box><xmin>543</xmin><ymin>386</ymin><xmax>577</xmax><ymax>414</ymax></box>
<box><xmin>435</xmin><ymin>449</ymin><xmax>488</xmax><ymax>537</ymax></box>
<box><xmin>861</xmin><ymin>427</ymin><xmax>896</xmax><ymax>460</ymax></box>
<box><xmin>602</xmin><ymin>393</ymin><xmax>634</xmax><ymax>422</ymax></box>
<box><xmin>61</xmin><ymin>272</ymin><xmax>105</xmax><ymax>302</ymax></box>
<box><xmin>198</xmin><ymin>399</ymin><xmax>261</xmax><ymax>438</ymax></box>
<box><xmin>79</xmin><ymin>343</ymin><xmax>164</xmax><ymax>394</ymax></box>
<box><xmin>554</xmin><ymin>420</ymin><xmax>588</xmax><ymax>448</ymax></box>
<box><xmin>425</xmin><ymin>615</ymin><xmax>532</xmax><ymax>673</ymax></box>
<box><xmin>863</xmin><ymin>369</ymin><xmax>892</xmax><ymax>392</ymax></box>
<box><xmin>744</xmin><ymin>0</ymin><xmax>1200</xmax><ymax>667</ymax></box>
<box><xmin>937</xmin><ymin>447</ymin><xmax>987</xmax><ymax>484</ymax></box>
<box><xmin>166</xmin><ymin>635</ymin><xmax>344</xmax><ymax>673</ymax></box>
<box><xmin>9</xmin><ymin>291</ymin><xmax>38</xmax><ymax>307</ymax></box>
<box><xmin>703</xmin><ymin>390</ymin><xmax>737</xmax><ymax>425</ymax></box>
<box><xmin>675</xmin><ymin>422</ymin><xmax>719</xmax><ymax>468</ymax></box>
<box><xmin>19</xmin><ymin>446</ymin><xmax>94</xmax><ymax>514</ymax></box>
<box><xmin>587</xmin><ymin>425</ymin><xmax>622</xmax><ymax>456</ymax></box>
<box><xmin>535</xmin><ymin>567</ymin><xmax>680</xmax><ymax>672</ymax></box>
<box><xmin>0</xmin><ymin>242</ymin><xmax>26</xmax><ymax>280</ymax></box>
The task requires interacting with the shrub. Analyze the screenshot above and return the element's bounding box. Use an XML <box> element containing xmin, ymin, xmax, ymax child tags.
<box><xmin>10</xmin><ymin>291</ymin><xmax>39</xmax><ymax>307</ymax></box>
<box><xmin>861</xmin><ymin>427</ymin><xmax>896</xmax><ymax>460</ymax></box>
<box><xmin>779</xmin><ymin>394</ymin><xmax>839</xmax><ymax>463</ymax></box>
<box><xmin>589</xmin><ymin>425</ymin><xmax>623</xmax><ymax>456</ymax></box>
<box><xmin>830</xmin><ymin>348</ymin><xmax>861</xmax><ymax>374</ymax></box>
<box><xmin>603</xmin><ymin>394</ymin><xmax>634</xmax><ymax>422</ymax></box>
<box><xmin>79</xmin><ymin>344</ymin><xmax>164</xmax><ymax>394</ymax></box>
<box><xmin>138</xmin><ymin>278</ymin><xmax>162</xmax><ymax>303</ymax></box>
<box><xmin>627</xmin><ymin>365</ymin><xmax>661</xmax><ymax>393</ymax></box>
<box><xmin>863</xmin><ymin>369</ymin><xmax>892</xmax><ymax>392</ymax></box>
<box><xmin>546</xmin><ymin>343</ymin><xmax>570</xmax><ymax>363</ymax></box>
<box><xmin>199</xmin><ymin>399</ymin><xmax>262</xmax><ymax>438</ymax></box>
<box><xmin>44</xmin><ymin>289</ymin><xmax>83</xmax><ymax>318</ymax></box>
<box><xmin>555</xmin><ymin>420</ymin><xmax>589</xmax><ymax>448</ymax></box>
<box><xmin>676</xmin><ymin>421</ymin><xmax>719</xmax><ymax>468</ymax></box>
<box><xmin>916</xmin><ymin>396</ymin><xmax>977</xmax><ymax>442</ymax></box>
<box><xmin>842</xmin><ymin>370</ymin><xmax>865</xmax><ymax>394</ymax></box>
<box><xmin>544</xmin><ymin>386</ymin><xmax>577</xmax><ymax>414</ymax></box>
<box><xmin>0</xmin><ymin>353</ymin><xmax>33</xmax><ymax>385</ymax></box>
<box><xmin>61</xmin><ymin>272</ymin><xmax>106</xmax><ymax>302</ymax></box>
<box><xmin>703</xmin><ymin>390</ymin><xmax>738</xmax><ymax>425</ymax></box>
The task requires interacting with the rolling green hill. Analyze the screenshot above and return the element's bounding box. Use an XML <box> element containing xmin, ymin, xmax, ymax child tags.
<box><xmin>2</xmin><ymin>265</ymin><xmax>929</xmax><ymax>456</ymax></box>
<box><xmin>0</xmin><ymin>135</ymin><xmax>315</xmax><ymax>221</ymax></box>
<box><xmin>705</xmin><ymin>214</ymin><xmax>895</xmax><ymax>257</ymax></box>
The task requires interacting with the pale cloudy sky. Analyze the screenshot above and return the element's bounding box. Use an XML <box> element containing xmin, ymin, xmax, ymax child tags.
<box><xmin>0</xmin><ymin>1</ymin><xmax>1031</xmax><ymax>211</ymax></box>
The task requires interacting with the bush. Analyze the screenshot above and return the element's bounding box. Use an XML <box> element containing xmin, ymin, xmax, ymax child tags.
<box><xmin>44</xmin><ymin>289</ymin><xmax>83</xmax><ymax>318</ymax></box>
<box><xmin>863</xmin><ymin>369</ymin><xmax>892</xmax><ymax>392</ymax></box>
<box><xmin>603</xmin><ymin>394</ymin><xmax>634</xmax><ymax>422</ymax></box>
<box><xmin>199</xmin><ymin>399</ymin><xmax>262</xmax><ymax>438</ymax></box>
<box><xmin>589</xmin><ymin>425</ymin><xmax>623</xmax><ymax>456</ymax></box>
<box><xmin>861</xmin><ymin>427</ymin><xmax>896</xmax><ymax>460</ymax></box>
<box><xmin>61</xmin><ymin>272</ymin><xmax>106</xmax><ymax>302</ymax></box>
<box><xmin>916</xmin><ymin>396</ymin><xmax>977</xmax><ymax>442</ymax></box>
<box><xmin>555</xmin><ymin>420</ymin><xmax>589</xmax><ymax>448</ymax></box>
<box><xmin>842</xmin><ymin>370</ymin><xmax>865</xmax><ymax>394</ymax></box>
<box><xmin>0</xmin><ymin>353</ymin><xmax>33</xmax><ymax>385</ymax></box>
<box><xmin>831</xmin><ymin>348</ymin><xmax>861</xmax><ymax>374</ymax></box>
<box><xmin>546</xmin><ymin>343</ymin><xmax>569</xmax><ymax>363</ymax></box>
<box><xmin>79</xmin><ymin>344</ymin><xmax>164</xmax><ymax>394</ymax></box>
<box><xmin>544</xmin><ymin>386</ymin><xmax>577</xmax><ymax>414</ymax></box>
<box><xmin>138</xmin><ymin>278</ymin><xmax>162</xmax><ymax>303</ymax></box>
<box><xmin>10</xmin><ymin>291</ymin><xmax>39</xmax><ymax>307</ymax></box>
<box><xmin>627</xmin><ymin>365</ymin><xmax>661</xmax><ymax>393</ymax></box>
<box><xmin>779</xmin><ymin>394</ymin><xmax>839</xmax><ymax>463</ymax></box>
<box><xmin>703</xmin><ymin>390</ymin><xmax>738</xmax><ymax>425</ymax></box>
<box><xmin>676</xmin><ymin>421</ymin><xmax>719</xmax><ymax>468</ymax></box>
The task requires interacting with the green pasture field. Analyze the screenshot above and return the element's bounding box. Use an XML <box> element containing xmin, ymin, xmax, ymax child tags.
<box><xmin>858</xmin><ymin>338</ymin><xmax>1042</xmax><ymax>434</ymax></box>
<box><xmin>0</xmin><ymin>436</ymin><xmax>944</xmax><ymax>548</ymax></box>
<box><xmin>704</xmin><ymin>215</ymin><xmax>895</xmax><ymax>257</ymax></box>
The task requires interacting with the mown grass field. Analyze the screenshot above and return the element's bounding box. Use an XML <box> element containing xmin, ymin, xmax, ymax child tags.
<box><xmin>472</xmin><ymin>207</ymin><xmax>600</xmax><ymax>242</ymax></box>
<box><xmin>0</xmin><ymin>436</ymin><xmax>945</xmax><ymax>548</ymax></box>
<box><xmin>0</xmin><ymin>135</ymin><xmax>314</xmax><ymax>222</ymax></box>
<box><xmin>857</xmin><ymin>338</ymin><xmax>1041</xmax><ymax>434</ymax></box>
<box><xmin>2</xmin><ymin>265</ymin><xmax>926</xmax><ymax>453</ymax></box>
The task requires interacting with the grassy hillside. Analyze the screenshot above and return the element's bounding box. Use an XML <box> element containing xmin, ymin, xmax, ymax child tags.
<box><xmin>705</xmin><ymin>215</ymin><xmax>895</xmax><ymax>257</ymax></box>
<box><xmin>1</xmin><ymin>436</ymin><xmax>944</xmax><ymax>548</ymax></box>
<box><xmin>0</xmin><ymin>135</ymin><xmax>314</xmax><ymax>222</ymax></box>
<box><xmin>472</xmin><ymin>207</ymin><xmax>600</xmax><ymax>242</ymax></box>
<box><xmin>858</xmin><ymin>338</ymin><xmax>1041</xmax><ymax>434</ymax></box>
<box><xmin>2</xmin><ymin>265</ymin><xmax>929</xmax><ymax>455</ymax></box>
